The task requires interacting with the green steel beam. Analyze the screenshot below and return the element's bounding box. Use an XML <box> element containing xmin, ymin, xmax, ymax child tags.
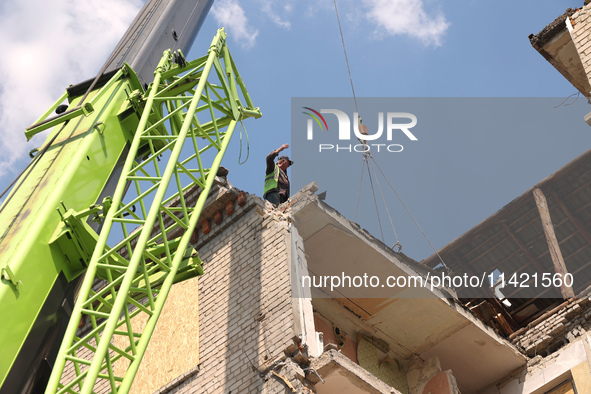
<box><xmin>45</xmin><ymin>28</ymin><xmax>260</xmax><ymax>393</ymax></box>
<box><xmin>0</xmin><ymin>61</ymin><xmax>142</xmax><ymax>391</ymax></box>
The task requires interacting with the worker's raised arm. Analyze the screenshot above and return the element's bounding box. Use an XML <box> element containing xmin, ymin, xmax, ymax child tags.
<box><xmin>266</xmin><ymin>144</ymin><xmax>289</xmax><ymax>171</ymax></box>
<box><xmin>275</xmin><ymin>144</ymin><xmax>289</xmax><ymax>154</ymax></box>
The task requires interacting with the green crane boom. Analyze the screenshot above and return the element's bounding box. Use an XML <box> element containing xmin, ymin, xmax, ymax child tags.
<box><xmin>47</xmin><ymin>28</ymin><xmax>260</xmax><ymax>393</ymax></box>
<box><xmin>0</xmin><ymin>17</ymin><xmax>260</xmax><ymax>394</ymax></box>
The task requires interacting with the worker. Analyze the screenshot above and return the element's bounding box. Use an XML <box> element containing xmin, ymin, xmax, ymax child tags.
<box><xmin>263</xmin><ymin>144</ymin><xmax>293</xmax><ymax>206</ymax></box>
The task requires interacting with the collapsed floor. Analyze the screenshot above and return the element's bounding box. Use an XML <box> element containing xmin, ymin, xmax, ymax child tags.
<box><xmin>63</xmin><ymin>3</ymin><xmax>591</xmax><ymax>391</ymax></box>
<box><xmin>79</xmin><ymin>173</ymin><xmax>589</xmax><ymax>394</ymax></box>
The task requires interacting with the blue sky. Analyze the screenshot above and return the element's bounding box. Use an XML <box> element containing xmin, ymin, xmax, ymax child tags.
<box><xmin>1</xmin><ymin>0</ymin><xmax>589</xmax><ymax>261</ymax></box>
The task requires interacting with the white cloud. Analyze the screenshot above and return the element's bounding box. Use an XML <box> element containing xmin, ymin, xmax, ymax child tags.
<box><xmin>0</xmin><ymin>0</ymin><xmax>142</xmax><ymax>177</ymax></box>
<box><xmin>363</xmin><ymin>0</ymin><xmax>449</xmax><ymax>46</ymax></box>
<box><xmin>211</xmin><ymin>0</ymin><xmax>259</xmax><ymax>49</ymax></box>
<box><xmin>259</xmin><ymin>0</ymin><xmax>293</xmax><ymax>30</ymax></box>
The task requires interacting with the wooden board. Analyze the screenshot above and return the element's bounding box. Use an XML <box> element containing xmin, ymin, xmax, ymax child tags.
<box><xmin>113</xmin><ymin>276</ymin><xmax>200</xmax><ymax>393</ymax></box>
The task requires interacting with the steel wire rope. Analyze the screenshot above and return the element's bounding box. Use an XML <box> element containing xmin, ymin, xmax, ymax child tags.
<box><xmin>334</xmin><ymin>0</ymin><xmax>402</xmax><ymax>248</ymax></box>
<box><xmin>333</xmin><ymin>0</ymin><xmax>359</xmax><ymax>115</ymax></box>
<box><xmin>355</xmin><ymin>155</ymin><xmax>366</xmax><ymax>222</ymax></box>
<box><xmin>554</xmin><ymin>91</ymin><xmax>580</xmax><ymax>108</ymax></box>
<box><xmin>238</xmin><ymin>120</ymin><xmax>250</xmax><ymax>164</ymax></box>
<box><xmin>368</xmin><ymin>153</ymin><xmax>401</xmax><ymax>250</ymax></box>
<box><xmin>369</xmin><ymin>155</ymin><xmax>451</xmax><ymax>272</ymax></box>
<box><xmin>365</xmin><ymin>155</ymin><xmax>385</xmax><ymax>242</ymax></box>
<box><xmin>173</xmin><ymin>0</ymin><xmax>204</xmax><ymax>53</ymax></box>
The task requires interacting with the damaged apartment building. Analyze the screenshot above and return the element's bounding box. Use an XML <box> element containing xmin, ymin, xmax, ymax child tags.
<box><xmin>64</xmin><ymin>3</ymin><xmax>591</xmax><ymax>394</ymax></box>
<box><xmin>109</xmin><ymin>179</ymin><xmax>528</xmax><ymax>394</ymax></box>
<box><xmin>110</xmin><ymin>149</ymin><xmax>591</xmax><ymax>394</ymax></box>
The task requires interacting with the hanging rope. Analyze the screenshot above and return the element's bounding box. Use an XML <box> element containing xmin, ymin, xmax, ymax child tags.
<box><xmin>365</xmin><ymin>156</ymin><xmax>385</xmax><ymax>242</ymax></box>
<box><xmin>355</xmin><ymin>156</ymin><xmax>366</xmax><ymax>222</ymax></box>
<box><xmin>331</xmin><ymin>0</ymin><xmax>449</xmax><ymax>270</ymax></box>
<box><xmin>554</xmin><ymin>91</ymin><xmax>580</xmax><ymax>108</ymax></box>
<box><xmin>238</xmin><ymin>120</ymin><xmax>250</xmax><ymax>164</ymax></box>
<box><xmin>334</xmin><ymin>0</ymin><xmax>395</xmax><ymax>248</ymax></box>
<box><xmin>333</xmin><ymin>0</ymin><xmax>359</xmax><ymax>116</ymax></box>
<box><xmin>369</xmin><ymin>155</ymin><xmax>450</xmax><ymax>272</ymax></box>
<box><xmin>334</xmin><ymin>0</ymin><xmax>369</xmax><ymax>149</ymax></box>
<box><xmin>368</xmin><ymin>154</ymin><xmax>401</xmax><ymax>251</ymax></box>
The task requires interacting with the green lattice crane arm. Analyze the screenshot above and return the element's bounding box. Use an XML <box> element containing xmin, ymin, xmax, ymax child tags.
<box><xmin>46</xmin><ymin>28</ymin><xmax>260</xmax><ymax>393</ymax></box>
<box><xmin>0</xmin><ymin>27</ymin><xmax>260</xmax><ymax>393</ymax></box>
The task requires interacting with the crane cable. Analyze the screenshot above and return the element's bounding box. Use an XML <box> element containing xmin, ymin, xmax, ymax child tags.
<box><xmin>333</xmin><ymin>0</ymin><xmax>359</xmax><ymax>116</ymax></box>
<box><xmin>333</xmin><ymin>0</ymin><xmax>449</xmax><ymax>271</ymax></box>
<box><xmin>334</xmin><ymin>0</ymin><xmax>398</xmax><ymax>247</ymax></box>
<box><xmin>365</xmin><ymin>154</ymin><xmax>385</xmax><ymax>242</ymax></box>
<box><xmin>238</xmin><ymin>120</ymin><xmax>250</xmax><ymax>165</ymax></box>
<box><xmin>354</xmin><ymin>157</ymin><xmax>364</xmax><ymax>221</ymax></box>
<box><xmin>369</xmin><ymin>154</ymin><xmax>450</xmax><ymax>271</ymax></box>
<box><xmin>368</xmin><ymin>154</ymin><xmax>401</xmax><ymax>250</ymax></box>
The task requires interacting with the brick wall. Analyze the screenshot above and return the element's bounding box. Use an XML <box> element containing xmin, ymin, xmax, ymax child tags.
<box><xmin>482</xmin><ymin>297</ymin><xmax>591</xmax><ymax>393</ymax></box>
<box><xmin>59</xmin><ymin>181</ymin><xmax>315</xmax><ymax>393</ymax></box>
<box><xmin>157</xmin><ymin>192</ymin><xmax>305</xmax><ymax>393</ymax></box>
<box><xmin>570</xmin><ymin>5</ymin><xmax>591</xmax><ymax>91</ymax></box>
<box><xmin>511</xmin><ymin>297</ymin><xmax>591</xmax><ymax>358</ymax></box>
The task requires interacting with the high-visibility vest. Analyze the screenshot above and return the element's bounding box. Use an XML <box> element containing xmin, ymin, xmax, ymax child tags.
<box><xmin>263</xmin><ymin>165</ymin><xmax>280</xmax><ymax>195</ymax></box>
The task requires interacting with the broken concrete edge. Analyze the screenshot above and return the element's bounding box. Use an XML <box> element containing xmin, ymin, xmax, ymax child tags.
<box><xmin>290</xmin><ymin>183</ymin><xmax>435</xmax><ymax>279</ymax></box>
<box><xmin>289</xmin><ymin>183</ymin><xmax>527</xmax><ymax>386</ymax></box>
<box><xmin>291</xmin><ymin>183</ymin><xmax>449</xmax><ymax>286</ymax></box>
<box><xmin>263</xmin><ymin>358</ymin><xmax>318</xmax><ymax>393</ymax></box>
<box><xmin>529</xmin><ymin>8</ymin><xmax>575</xmax><ymax>48</ymax></box>
<box><xmin>290</xmin><ymin>183</ymin><xmax>520</xmax><ymax>336</ymax></box>
<box><xmin>528</xmin><ymin>5</ymin><xmax>591</xmax><ymax>99</ymax></box>
<box><xmin>307</xmin><ymin>349</ymin><xmax>403</xmax><ymax>394</ymax></box>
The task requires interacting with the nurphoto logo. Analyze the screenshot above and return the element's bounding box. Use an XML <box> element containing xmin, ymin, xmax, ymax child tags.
<box><xmin>303</xmin><ymin>107</ymin><xmax>418</xmax><ymax>153</ymax></box>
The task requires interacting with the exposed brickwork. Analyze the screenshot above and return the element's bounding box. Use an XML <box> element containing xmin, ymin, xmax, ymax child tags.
<box><xmin>160</xmin><ymin>193</ymin><xmax>300</xmax><ymax>393</ymax></box>
<box><xmin>512</xmin><ymin>297</ymin><xmax>591</xmax><ymax>358</ymax></box>
<box><xmin>571</xmin><ymin>5</ymin><xmax>591</xmax><ymax>91</ymax></box>
<box><xmin>61</xmin><ymin>184</ymin><xmax>304</xmax><ymax>393</ymax></box>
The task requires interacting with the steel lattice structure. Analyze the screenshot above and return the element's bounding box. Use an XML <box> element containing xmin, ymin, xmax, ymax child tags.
<box><xmin>45</xmin><ymin>28</ymin><xmax>261</xmax><ymax>393</ymax></box>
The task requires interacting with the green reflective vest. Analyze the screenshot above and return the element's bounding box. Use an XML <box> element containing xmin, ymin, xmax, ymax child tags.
<box><xmin>263</xmin><ymin>165</ymin><xmax>280</xmax><ymax>195</ymax></box>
